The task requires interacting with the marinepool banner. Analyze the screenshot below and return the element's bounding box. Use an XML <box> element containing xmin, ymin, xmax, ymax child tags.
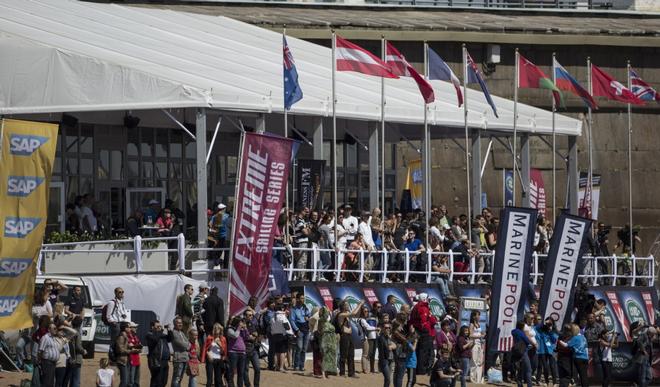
<box><xmin>487</xmin><ymin>207</ymin><xmax>537</xmax><ymax>352</ymax></box>
<box><xmin>229</xmin><ymin>132</ymin><xmax>295</xmax><ymax>316</ymax></box>
<box><xmin>539</xmin><ymin>213</ymin><xmax>592</xmax><ymax>325</ymax></box>
<box><xmin>296</xmin><ymin>159</ymin><xmax>324</xmax><ymax>210</ymax></box>
<box><xmin>0</xmin><ymin>119</ymin><xmax>58</xmax><ymax>330</ymax></box>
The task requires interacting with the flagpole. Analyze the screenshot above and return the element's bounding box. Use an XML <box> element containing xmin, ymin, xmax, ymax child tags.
<box><xmin>423</xmin><ymin>41</ymin><xmax>430</xmax><ymax>246</ymax></box>
<box><xmin>332</xmin><ymin>30</ymin><xmax>338</xmax><ymax>251</ymax></box>
<box><xmin>552</xmin><ymin>52</ymin><xmax>557</xmax><ymax>220</ymax></box>
<box><xmin>463</xmin><ymin>44</ymin><xmax>471</xmax><ymax>220</ymax></box>
<box><xmin>283</xmin><ymin>26</ymin><xmax>290</xmax><ymax>244</ymax></box>
<box><xmin>587</xmin><ymin>57</ymin><xmax>594</xmax><ymax>219</ymax></box>
<box><xmin>381</xmin><ymin>36</ymin><xmax>386</xmax><ymax>218</ymax></box>
<box><xmin>627</xmin><ymin>61</ymin><xmax>634</xmax><ymax>252</ymax></box>
<box><xmin>513</xmin><ymin>48</ymin><xmax>519</xmax><ymax>207</ymax></box>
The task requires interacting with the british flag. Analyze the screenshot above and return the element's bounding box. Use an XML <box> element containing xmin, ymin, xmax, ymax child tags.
<box><xmin>630</xmin><ymin>68</ymin><xmax>660</xmax><ymax>102</ymax></box>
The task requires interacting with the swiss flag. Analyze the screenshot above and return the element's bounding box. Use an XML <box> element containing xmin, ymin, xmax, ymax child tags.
<box><xmin>385</xmin><ymin>42</ymin><xmax>435</xmax><ymax>104</ymax></box>
<box><xmin>591</xmin><ymin>64</ymin><xmax>644</xmax><ymax>105</ymax></box>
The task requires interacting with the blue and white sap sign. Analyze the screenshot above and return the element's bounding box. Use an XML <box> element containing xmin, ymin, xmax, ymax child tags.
<box><xmin>9</xmin><ymin>134</ymin><xmax>49</xmax><ymax>156</ymax></box>
<box><xmin>0</xmin><ymin>258</ymin><xmax>33</xmax><ymax>278</ymax></box>
<box><xmin>0</xmin><ymin>296</ymin><xmax>25</xmax><ymax>317</ymax></box>
<box><xmin>4</xmin><ymin>217</ymin><xmax>41</xmax><ymax>238</ymax></box>
<box><xmin>7</xmin><ymin>176</ymin><xmax>45</xmax><ymax>197</ymax></box>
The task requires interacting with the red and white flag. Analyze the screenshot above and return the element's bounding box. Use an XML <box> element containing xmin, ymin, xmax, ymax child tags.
<box><xmin>385</xmin><ymin>42</ymin><xmax>435</xmax><ymax>104</ymax></box>
<box><xmin>591</xmin><ymin>64</ymin><xmax>644</xmax><ymax>105</ymax></box>
<box><xmin>229</xmin><ymin>132</ymin><xmax>294</xmax><ymax>316</ymax></box>
<box><xmin>336</xmin><ymin>36</ymin><xmax>398</xmax><ymax>79</ymax></box>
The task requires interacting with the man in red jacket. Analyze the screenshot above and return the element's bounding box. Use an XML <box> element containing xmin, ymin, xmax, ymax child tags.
<box><xmin>410</xmin><ymin>293</ymin><xmax>438</xmax><ymax>376</ymax></box>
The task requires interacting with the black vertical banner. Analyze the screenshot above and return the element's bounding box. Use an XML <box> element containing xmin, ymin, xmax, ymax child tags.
<box><xmin>296</xmin><ymin>159</ymin><xmax>325</xmax><ymax>210</ymax></box>
<box><xmin>487</xmin><ymin>207</ymin><xmax>538</xmax><ymax>353</ymax></box>
<box><xmin>539</xmin><ymin>213</ymin><xmax>592</xmax><ymax>326</ymax></box>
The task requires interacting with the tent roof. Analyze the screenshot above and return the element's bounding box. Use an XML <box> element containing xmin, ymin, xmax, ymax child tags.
<box><xmin>0</xmin><ymin>0</ymin><xmax>581</xmax><ymax>136</ymax></box>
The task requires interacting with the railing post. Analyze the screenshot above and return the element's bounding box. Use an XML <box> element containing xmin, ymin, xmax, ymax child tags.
<box><xmin>134</xmin><ymin>235</ymin><xmax>143</xmax><ymax>273</ymax></box>
<box><xmin>651</xmin><ymin>255</ymin><xmax>655</xmax><ymax>287</ymax></box>
<box><xmin>37</xmin><ymin>249</ymin><xmax>44</xmax><ymax>275</ymax></box>
<box><xmin>632</xmin><ymin>255</ymin><xmax>637</xmax><ymax>286</ymax></box>
<box><xmin>177</xmin><ymin>233</ymin><xmax>186</xmax><ymax>272</ymax></box>
<box><xmin>426</xmin><ymin>250</ymin><xmax>432</xmax><ymax>284</ymax></box>
<box><xmin>612</xmin><ymin>254</ymin><xmax>618</xmax><ymax>284</ymax></box>
<box><xmin>593</xmin><ymin>257</ymin><xmax>599</xmax><ymax>286</ymax></box>
<box><xmin>359</xmin><ymin>249</ymin><xmax>365</xmax><ymax>283</ymax></box>
<box><xmin>470</xmin><ymin>255</ymin><xmax>475</xmax><ymax>284</ymax></box>
<box><xmin>288</xmin><ymin>246</ymin><xmax>295</xmax><ymax>282</ymax></box>
<box><xmin>449</xmin><ymin>250</ymin><xmax>455</xmax><ymax>282</ymax></box>
<box><xmin>533</xmin><ymin>252</ymin><xmax>539</xmax><ymax>285</ymax></box>
<box><xmin>336</xmin><ymin>248</ymin><xmax>342</xmax><ymax>283</ymax></box>
<box><xmin>382</xmin><ymin>249</ymin><xmax>388</xmax><ymax>284</ymax></box>
<box><xmin>312</xmin><ymin>245</ymin><xmax>318</xmax><ymax>282</ymax></box>
<box><xmin>405</xmin><ymin>249</ymin><xmax>410</xmax><ymax>283</ymax></box>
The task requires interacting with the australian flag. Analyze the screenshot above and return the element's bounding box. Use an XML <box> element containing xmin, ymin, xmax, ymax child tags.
<box><xmin>283</xmin><ymin>36</ymin><xmax>303</xmax><ymax>110</ymax></box>
<box><xmin>630</xmin><ymin>68</ymin><xmax>660</xmax><ymax>102</ymax></box>
<box><xmin>466</xmin><ymin>51</ymin><xmax>498</xmax><ymax>118</ymax></box>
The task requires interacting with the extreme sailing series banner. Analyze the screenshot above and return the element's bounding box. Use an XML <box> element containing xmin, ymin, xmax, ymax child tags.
<box><xmin>487</xmin><ymin>207</ymin><xmax>537</xmax><ymax>352</ymax></box>
<box><xmin>539</xmin><ymin>213</ymin><xmax>592</xmax><ymax>325</ymax></box>
<box><xmin>228</xmin><ymin>132</ymin><xmax>295</xmax><ymax>316</ymax></box>
<box><xmin>0</xmin><ymin>119</ymin><xmax>58</xmax><ymax>330</ymax></box>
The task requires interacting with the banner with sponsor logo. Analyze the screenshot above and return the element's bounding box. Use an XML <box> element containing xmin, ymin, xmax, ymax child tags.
<box><xmin>228</xmin><ymin>132</ymin><xmax>295</xmax><ymax>316</ymax></box>
<box><xmin>503</xmin><ymin>169</ymin><xmax>514</xmax><ymax>206</ymax></box>
<box><xmin>578</xmin><ymin>172</ymin><xmax>601</xmax><ymax>220</ymax></box>
<box><xmin>529</xmin><ymin>168</ymin><xmax>547</xmax><ymax>216</ymax></box>
<box><xmin>405</xmin><ymin>159</ymin><xmax>423</xmax><ymax>209</ymax></box>
<box><xmin>0</xmin><ymin>119</ymin><xmax>58</xmax><ymax>330</ymax></box>
<box><xmin>487</xmin><ymin>207</ymin><xmax>538</xmax><ymax>353</ymax></box>
<box><xmin>539</xmin><ymin>213</ymin><xmax>592</xmax><ymax>325</ymax></box>
<box><xmin>296</xmin><ymin>159</ymin><xmax>325</xmax><ymax>211</ymax></box>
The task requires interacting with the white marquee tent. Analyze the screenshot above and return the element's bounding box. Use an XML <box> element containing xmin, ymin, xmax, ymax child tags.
<box><xmin>0</xmin><ymin>0</ymin><xmax>581</xmax><ymax>136</ymax></box>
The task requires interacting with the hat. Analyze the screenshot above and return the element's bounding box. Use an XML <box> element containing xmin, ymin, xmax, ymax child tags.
<box><xmin>418</xmin><ymin>293</ymin><xmax>428</xmax><ymax>302</ymax></box>
<box><xmin>218</xmin><ymin>203</ymin><xmax>227</xmax><ymax>210</ymax></box>
<box><xmin>199</xmin><ymin>282</ymin><xmax>209</xmax><ymax>289</ymax></box>
<box><xmin>148</xmin><ymin>199</ymin><xmax>160</xmax><ymax>205</ymax></box>
<box><xmin>460</xmin><ymin>235</ymin><xmax>468</xmax><ymax>242</ymax></box>
<box><xmin>344</xmin><ymin>204</ymin><xmax>352</xmax><ymax>209</ymax></box>
<box><xmin>631</xmin><ymin>321</ymin><xmax>642</xmax><ymax>331</ymax></box>
<box><xmin>128</xmin><ymin>322</ymin><xmax>139</xmax><ymax>328</ymax></box>
<box><xmin>442</xmin><ymin>224</ymin><xmax>451</xmax><ymax>230</ymax></box>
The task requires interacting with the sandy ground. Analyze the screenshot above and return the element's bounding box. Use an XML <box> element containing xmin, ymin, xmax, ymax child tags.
<box><xmin>1</xmin><ymin>357</ymin><xmax>439</xmax><ymax>387</ymax></box>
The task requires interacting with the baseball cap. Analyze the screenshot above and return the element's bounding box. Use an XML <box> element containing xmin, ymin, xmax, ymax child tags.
<box><xmin>218</xmin><ymin>203</ymin><xmax>227</xmax><ymax>210</ymax></box>
<box><xmin>128</xmin><ymin>322</ymin><xmax>139</xmax><ymax>328</ymax></box>
<box><xmin>148</xmin><ymin>199</ymin><xmax>160</xmax><ymax>205</ymax></box>
<box><xmin>418</xmin><ymin>293</ymin><xmax>429</xmax><ymax>302</ymax></box>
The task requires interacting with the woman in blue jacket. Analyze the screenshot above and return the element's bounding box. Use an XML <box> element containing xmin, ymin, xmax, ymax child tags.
<box><xmin>535</xmin><ymin>317</ymin><xmax>559</xmax><ymax>386</ymax></box>
<box><xmin>512</xmin><ymin>321</ymin><xmax>533</xmax><ymax>387</ymax></box>
<box><xmin>559</xmin><ymin>324</ymin><xmax>589</xmax><ymax>387</ymax></box>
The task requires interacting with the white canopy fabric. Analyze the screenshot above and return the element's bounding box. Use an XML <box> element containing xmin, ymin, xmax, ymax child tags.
<box><xmin>0</xmin><ymin>0</ymin><xmax>581</xmax><ymax>136</ymax></box>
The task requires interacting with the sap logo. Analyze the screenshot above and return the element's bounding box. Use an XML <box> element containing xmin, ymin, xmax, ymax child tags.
<box><xmin>0</xmin><ymin>296</ymin><xmax>25</xmax><ymax>317</ymax></box>
<box><xmin>9</xmin><ymin>134</ymin><xmax>49</xmax><ymax>156</ymax></box>
<box><xmin>0</xmin><ymin>258</ymin><xmax>32</xmax><ymax>277</ymax></box>
<box><xmin>7</xmin><ymin>176</ymin><xmax>44</xmax><ymax>197</ymax></box>
<box><xmin>4</xmin><ymin>217</ymin><xmax>41</xmax><ymax>238</ymax></box>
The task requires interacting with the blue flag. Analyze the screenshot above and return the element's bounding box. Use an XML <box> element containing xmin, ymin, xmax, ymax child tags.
<box><xmin>283</xmin><ymin>36</ymin><xmax>303</xmax><ymax>110</ymax></box>
<box><xmin>466</xmin><ymin>51</ymin><xmax>498</xmax><ymax>118</ymax></box>
<box><xmin>428</xmin><ymin>47</ymin><xmax>463</xmax><ymax>107</ymax></box>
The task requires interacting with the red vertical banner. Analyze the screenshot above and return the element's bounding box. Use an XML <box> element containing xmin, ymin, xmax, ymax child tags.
<box><xmin>642</xmin><ymin>292</ymin><xmax>656</xmax><ymax>325</ymax></box>
<box><xmin>229</xmin><ymin>133</ymin><xmax>294</xmax><ymax>316</ymax></box>
<box><xmin>529</xmin><ymin>168</ymin><xmax>546</xmax><ymax>217</ymax></box>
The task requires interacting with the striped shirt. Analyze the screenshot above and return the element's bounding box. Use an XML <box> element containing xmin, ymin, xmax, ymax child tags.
<box><xmin>293</xmin><ymin>217</ymin><xmax>309</xmax><ymax>246</ymax></box>
<box><xmin>39</xmin><ymin>333</ymin><xmax>61</xmax><ymax>361</ymax></box>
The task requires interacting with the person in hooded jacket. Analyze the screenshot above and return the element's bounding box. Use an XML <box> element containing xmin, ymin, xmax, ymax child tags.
<box><xmin>409</xmin><ymin>293</ymin><xmax>437</xmax><ymax>376</ymax></box>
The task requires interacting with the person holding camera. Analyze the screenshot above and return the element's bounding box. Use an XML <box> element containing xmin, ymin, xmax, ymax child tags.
<box><xmin>227</xmin><ymin>316</ymin><xmax>249</xmax><ymax>387</ymax></box>
<box><xmin>535</xmin><ymin>317</ymin><xmax>558</xmax><ymax>387</ymax></box>
<box><xmin>598</xmin><ymin>329</ymin><xmax>619</xmax><ymax>387</ymax></box>
<box><xmin>146</xmin><ymin>320</ymin><xmax>172</xmax><ymax>387</ymax></box>
<box><xmin>243</xmin><ymin>309</ymin><xmax>261</xmax><ymax>387</ymax></box>
<box><xmin>632</xmin><ymin>321</ymin><xmax>655</xmax><ymax>387</ymax></box>
<box><xmin>430</xmin><ymin>346</ymin><xmax>462</xmax><ymax>387</ymax></box>
<box><xmin>115</xmin><ymin>322</ymin><xmax>132</xmax><ymax>387</ymax></box>
<box><xmin>126</xmin><ymin>322</ymin><xmax>142</xmax><ymax>387</ymax></box>
<box><xmin>106</xmin><ymin>288</ymin><xmax>130</xmax><ymax>358</ymax></box>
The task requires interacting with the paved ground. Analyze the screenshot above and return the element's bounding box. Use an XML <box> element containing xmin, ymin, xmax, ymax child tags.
<box><xmin>1</xmin><ymin>357</ymin><xmax>439</xmax><ymax>387</ymax></box>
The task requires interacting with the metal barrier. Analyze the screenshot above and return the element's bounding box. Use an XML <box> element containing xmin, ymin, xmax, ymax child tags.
<box><xmin>39</xmin><ymin>234</ymin><xmax>655</xmax><ymax>286</ymax></box>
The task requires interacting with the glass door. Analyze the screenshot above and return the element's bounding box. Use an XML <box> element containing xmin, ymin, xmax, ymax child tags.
<box><xmin>46</xmin><ymin>181</ymin><xmax>65</xmax><ymax>235</ymax></box>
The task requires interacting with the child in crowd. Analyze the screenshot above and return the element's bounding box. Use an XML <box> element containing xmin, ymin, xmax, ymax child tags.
<box><xmin>96</xmin><ymin>358</ymin><xmax>114</xmax><ymax>387</ymax></box>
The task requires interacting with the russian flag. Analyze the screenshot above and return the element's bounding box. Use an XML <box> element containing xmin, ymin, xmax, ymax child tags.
<box><xmin>553</xmin><ymin>58</ymin><xmax>597</xmax><ymax>110</ymax></box>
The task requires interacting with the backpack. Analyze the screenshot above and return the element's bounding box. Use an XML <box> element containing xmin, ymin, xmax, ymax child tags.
<box><xmin>101</xmin><ymin>300</ymin><xmax>117</xmax><ymax>326</ymax></box>
<box><xmin>270</xmin><ymin>315</ymin><xmax>286</xmax><ymax>336</ymax></box>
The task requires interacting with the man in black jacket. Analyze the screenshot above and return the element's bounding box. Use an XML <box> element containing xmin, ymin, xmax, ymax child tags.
<box><xmin>202</xmin><ymin>287</ymin><xmax>225</xmax><ymax>329</ymax></box>
<box><xmin>146</xmin><ymin>320</ymin><xmax>171</xmax><ymax>387</ymax></box>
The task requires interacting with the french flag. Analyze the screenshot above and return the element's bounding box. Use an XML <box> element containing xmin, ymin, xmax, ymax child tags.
<box><xmin>336</xmin><ymin>36</ymin><xmax>398</xmax><ymax>79</ymax></box>
<box><xmin>428</xmin><ymin>47</ymin><xmax>463</xmax><ymax>107</ymax></box>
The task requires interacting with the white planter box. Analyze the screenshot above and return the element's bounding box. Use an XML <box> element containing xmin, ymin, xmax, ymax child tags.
<box><xmin>43</xmin><ymin>242</ymin><xmax>169</xmax><ymax>273</ymax></box>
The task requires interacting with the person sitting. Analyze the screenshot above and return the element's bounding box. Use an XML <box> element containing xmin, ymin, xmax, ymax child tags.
<box><xmin>156</xmin><ymin>209</ymin><xmax>175</xmax><ymax>236</ymax></box>
<box><xmin>126</xmin><ymin>210</ymin><xmax>144</xmax><ymax>237</ymax></box>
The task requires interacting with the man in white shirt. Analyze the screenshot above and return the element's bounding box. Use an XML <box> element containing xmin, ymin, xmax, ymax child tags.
<box><xmin>80</xmin><ymin>193</ymin><xmax>98</xmax><ymax>233</ymax></box>
<box><xmin>342</xmin><ymin>205</ymin><xmax>359</xmax><ymax>244</ymax></box>
<box><xmin>106</xmin><ymin>287</ymin><xmax>129</xmax><ymax>347</ymax></box>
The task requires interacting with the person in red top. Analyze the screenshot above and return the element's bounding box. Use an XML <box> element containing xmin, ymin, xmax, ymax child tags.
<box><xmin>126</xmin><ymin>322</ymin><xmax>143</xmax><ymax>387</ymax></box>
<box><xmin>156</xmin><ymin>209</ymin><xmax>175</xmax><ymax>236</ymax></box>
<box><xmin>187</xmin><ymin>329</ymin><xmax>200</xmax><ymax>387</ymax></box>
<box><xmin>409</xmin><ymin>293</ymin><xmax>438</xmax><ymax>376</ymax></box>
<box><xmin>201</xmin><ymin>323</ymin><xmax>227</xmax><ymax>387</ymax></box>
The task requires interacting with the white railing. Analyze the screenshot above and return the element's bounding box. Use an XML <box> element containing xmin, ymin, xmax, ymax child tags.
<box><xmin>39</xmin><ymin>234</ymin><xmax>655</xmax><ymax>286</ymax></box>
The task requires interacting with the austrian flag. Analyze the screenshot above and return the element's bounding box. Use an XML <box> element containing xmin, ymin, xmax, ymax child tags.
<box><xmin>385</xmin><ymin>42</ymin><xmax>435</xmax><ymax>104</ymax></box>
<box><xmin>336</xmin><ymin>36</ymin><xmax>398</xmax><ymax>79</ymax></box>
